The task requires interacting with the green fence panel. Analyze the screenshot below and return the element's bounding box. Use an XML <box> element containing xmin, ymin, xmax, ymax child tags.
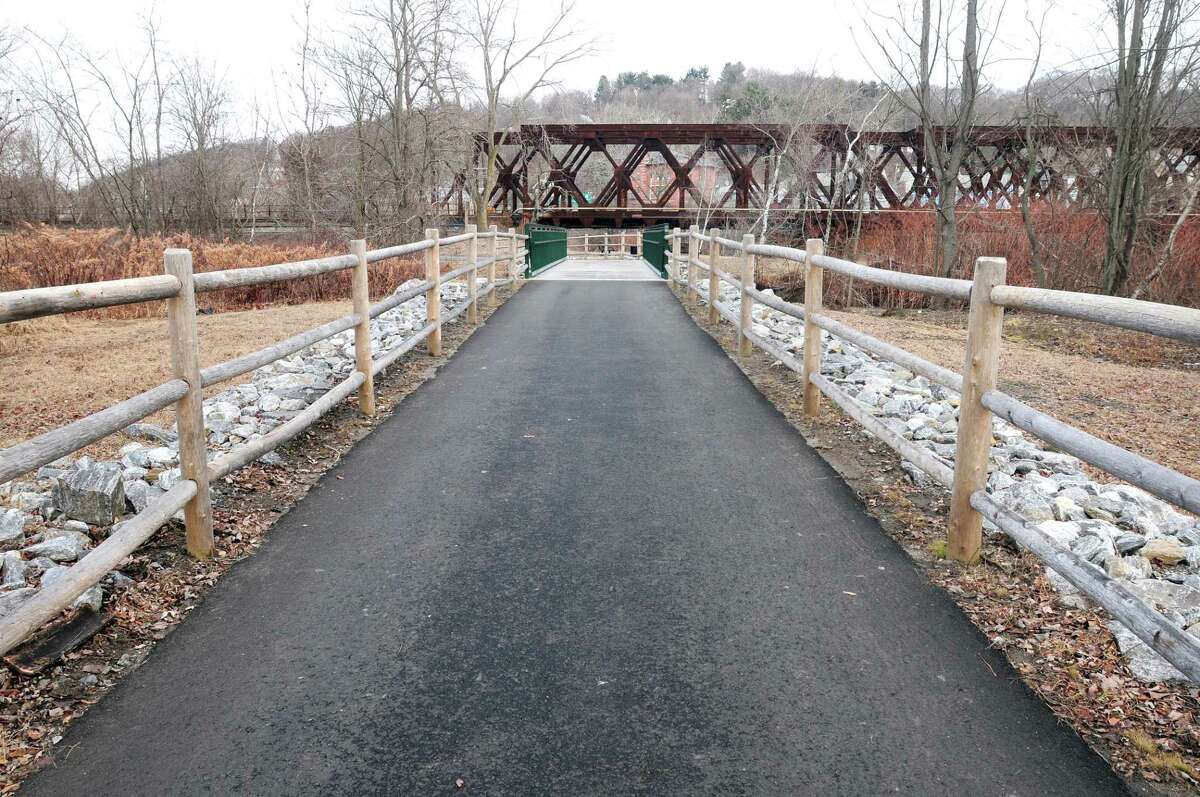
<box><xmin>525</xmin><ymin>223</ymin><xmax>568</xmax><ymax>277</ymax></box>
<box><xmin>641</xmin><ymin>223</ymin><xmax>668</xmax><ymax>278</ymax></box>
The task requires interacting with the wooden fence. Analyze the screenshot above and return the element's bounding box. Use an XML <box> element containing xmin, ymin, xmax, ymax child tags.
<box><xmin>666</xmin><ymin>224</ymin><xmax>1200</xmax><ymax>683</ymax></box>
<box><xmin>565</xmin><ymin>230</ymin><xmax>641</xmax><ymax>259</ymax></box>
<box><xmin>0</xmin><ymin>224</ymin><xmax>528</xmax><ymax>655</ymax></box>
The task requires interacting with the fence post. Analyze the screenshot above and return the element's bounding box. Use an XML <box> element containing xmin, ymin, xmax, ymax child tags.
<box><xmin>584</xmin><ymin>230</ymin><xmax>589</xmax><ymax>257</ymax></box>
<box><xmin>670</xmin><ymin>228</ymin><xmax>682</xmax><ymax>284</ymax></box>
<box><xmin>350</xmin><ymin>240</ymin><xmax>376</xmax><ymax>416</ymax></box>
<box><xmin>739</xmin><ymin>233</ymin><xmax>755</xmax><ymax>356</ymax></box>
<box><xmin>163</xmin><ymin>249</ymin><xmax>214</xmax><ymax>559</ymax></box>
<box><xmin>425</xmin><ymin>228</ymin><xmax>442</xmax><ymax>356</ymax></box>
<box><xmin>708</xmin><ymin>228</ymin><xmax>722</xmax><ymax>324</ymax></box>
<box><xmin>802</xmin><ymin>238</ymin><xmax>824</xmax><ymax>419</ymax></box>
<box><xmin>508</xmin><ymin>228</ymin><xmax>518</xmax><ymax>280</ymax></box>
<box><xmin>948</xmin><ymin>257</ymin><xmax>1008</xmax><ymax>564</ymax></box>
<box><xmin>688</xmin><ymin>225</ymin><xmax>699</xmax><ymax>305</ymax></box>
<box><xmin>466</xmin><ymin>223</ymin><xmax>479</xmax><ymax>324</ymax></box>
<box><xmin>487</xmin><ymin>224</ymin><xmax>498</xmax><ymax>307</ymax></box>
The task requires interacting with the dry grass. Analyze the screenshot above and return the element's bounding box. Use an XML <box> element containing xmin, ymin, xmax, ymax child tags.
<box><xmin>0</xmin><ymin>225</ymin><xmax>431</xmax><ymax>318</ymax></box>
<box><xmin>828</xmin><ymin>307</ymin><xmax>1200</xmax><ymax>482</ymax></box>
<box><xmin>0</xmin><ymin>301</ymin><xmax>353</xmax><ymax>459</ymax></box>
<box><xmin>0</xmin><ymin>225</ymin><xmax>489</xmax><ymax>463</ymax></box>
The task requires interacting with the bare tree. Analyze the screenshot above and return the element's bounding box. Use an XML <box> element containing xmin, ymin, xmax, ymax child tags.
<box><xmin>870</xmin><ymin>0</ymin><xmax>990</xmax><ymax>279</ymax></box>
<box><xmin>458</xmin><ymin>0</ymin><xmax>591</xmax><ymax>228</ymax></box>
<box><xmin>0</xmin><ymin>28</ymin><xmax>23</xmax><ymax>167</ymax></box>
<box><xmin>171</xmin><ymin>57</ymin><xmax>232</xmax><ymax>235</ymax></box>
<box><xmin>1019</xmin><ymin>1</ymin><xmax>1053</xmax><ymax>288</ymax></box>
<box><xmin>1095</xmin><ymin>0</ymin><xmax>1200</xmax><ymax>294</ymax></box>
<box><xmin>349</xmin><ymin>0</ymin><xmax>458</xmax><ymax>236</ymax></box>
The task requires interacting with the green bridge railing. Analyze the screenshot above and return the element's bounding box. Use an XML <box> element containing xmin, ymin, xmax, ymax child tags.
<box><xmin>524</xmin><ymin>224</ymin><xmax>568</xmax><ymax>277</ymax></box>
<box><xmin>641</xmin><ymin>224</ymin><xmax>668</xmax><ymax>278</ymax></box>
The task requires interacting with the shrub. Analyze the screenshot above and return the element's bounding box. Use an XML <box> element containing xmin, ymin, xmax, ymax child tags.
<box><xmin>0</xmin><ymin>225</ymin><xmax>426</xmax><ymax>318</ymax></box>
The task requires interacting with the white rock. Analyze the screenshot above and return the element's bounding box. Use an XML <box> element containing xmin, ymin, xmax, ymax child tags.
<box><xmin>0</xmin><ymin>509</ymin><xmax>29</xmax><ymax>551</ymax></box>
<box><xmin>156</xmin><ymin>468</ymin><xmax>182</xmax><ymax>492</ymax></box>
<box><xmin>53</xmin><ymin>463</ymin><xmax>124</xmax><ymax>526</ymax></box>
<box><xmin>0</xmin><ymin>587</ymin><xmax>35</xmax><ymax>617</ymax></box>
<box><xmin>1</xmin><ymin>551</ymin><xmax>27</xmax><ymax>587</ymax></box>
<box><xmin>24</xmin><ymin>531</ymin><xmax>90</xmax><ymax>562</ymax></box>
<box><xmin>1035</xmin><ymin>521</ymin><xmax>1081</xmax><ymax>549</ymax></box>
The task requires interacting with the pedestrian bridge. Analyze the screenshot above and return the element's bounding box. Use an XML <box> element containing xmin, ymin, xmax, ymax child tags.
<box><xmin>1</xmin><ymin>223</ymin><xmax>1199</xmax><ymax>794</ymax></box>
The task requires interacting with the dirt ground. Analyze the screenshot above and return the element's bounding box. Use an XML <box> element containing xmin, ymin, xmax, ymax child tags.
<box><xmin>675</xmin><ymin>287</ymin><xmax>1200</xmax><ymax>795</ymax></box>
<box><xmin>0</xmin><ymin>301</ymin><xmax>355</xmax><ymax>458</ymax></box>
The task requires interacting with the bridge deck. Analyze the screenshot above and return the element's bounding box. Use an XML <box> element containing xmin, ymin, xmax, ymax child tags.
<box><xmin>532</xmin><ymin>256</ymin><xmax>661</xmax><ymax>281</ymax></box>
<box><xmin>25</xmin><ymin>282</ymin><xmax>1125</xmax><ymax>795</ymax></box>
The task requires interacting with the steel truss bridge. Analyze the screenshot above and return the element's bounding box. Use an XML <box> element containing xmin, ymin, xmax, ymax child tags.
<box><xmin>475</xmin><ymin>123</ymin><xmax>1200</xmax><ymax>228</ymax></box>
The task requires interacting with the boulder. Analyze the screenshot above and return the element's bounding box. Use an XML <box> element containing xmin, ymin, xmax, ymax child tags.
<box><xmin>124</xmin><ymin>422</ymin><xmax>177</xmax><ymax>444</ymax></box>
<box><xmin>1114</xmin><ymin>533</ymin><xmax>1147</xmax><ymax>555</ymax></box>
<box><xmin>124</xmin><ymin>480</ymin><xmax>166</xmax><ymax>513</ymax></box>
<box><xmin>0</xmin><ymin>509</ymin><xmax>29</xmax><ymax>551</ymax></box>
<box><xmin>1122</xmin><ymin>579</ymin><xmax>1200</xmax><ymax>626</ymax></box>
<box><xmin>998</xmin><ymin>482</ymin><xmax>1055</xmax><ymax>522</ymax></box>
<box><xmin>54</xmin><ymin>463</ymin><xmax>124</xmax><ymax>526</ymax></box>
<box><xmin>1052</xmin><ymin>496</ymin><xmax>1086</xmax><ymax>522</ymax></box>
<box><xmin>23</xmin><ymin>531</ymin><xmax>89</xmax><ymax>562</ymax></box>
<box><xmin>0</xmin><ymin>587</ymin><xmax>35</xmax><ymax>618</ymax></box>
<box><xmin>144</xmin><ymin>447</ymin><xmax>177</xmax><ymax>467</ymax></box>
<box><xmin>1142</xmin><ymin>537</ymin><xmax>1187</xmax><ymax>566</ymax></box>
<box><xmin>13</xmin><ymin>491</ymin><xmax>52</xmax><ymax>515</ymax></box>
<box><xmin>881</xmin><ymin>394</ymin><xmax>924</xmax><ymax>416</ymax></box>
<box><xmin>123</xmin><ymin>466</ymin><xmax>149</xmax><ymax>482</ymax></box>
<box><xmin>1</xmin><ymin>551</ymin><xmax>27</xmax><ymax>587</ymax></box>
<box><xmin>1104</xmin><ymin>554</ymin><xmax>1153</xmax><ymax>580</ymax></box>
<box><xmin>1071</xmin><ymin>534</ymin><xmax>1115</xmax><ymax>564</ymax></box>
<box><xmin>1035</xmin><ymin>520</ymin><xmax>1081</xmax><ymax>549</ymax></box>
<box><xmin>156</xmin><ymin>468</ymin><xmax>182</xmax><ymax>492</ymax></box>
<box><xmin>1082</xmin><ymin>496</ymin><xmax>1121</xmax><ymax>523</ymax></box>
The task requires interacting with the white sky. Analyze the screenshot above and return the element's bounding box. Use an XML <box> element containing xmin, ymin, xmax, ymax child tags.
<box><xmin>5</xmin><ymin>0</ymin><xmax>1110</xmax><ymax>118</ymax></box>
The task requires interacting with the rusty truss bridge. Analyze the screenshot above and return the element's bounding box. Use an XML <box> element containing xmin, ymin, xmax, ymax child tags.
<box><xmin>476</xmin><ymin>123</ymin><xmax>1200</xmax><ymax>228</ymax></box>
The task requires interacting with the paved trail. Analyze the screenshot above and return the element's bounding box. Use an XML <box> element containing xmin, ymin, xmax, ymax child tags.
<box><xmin>27</xmin><ymin>278</ymin><xmax>1128</xmax><ymax>795</ymax></box>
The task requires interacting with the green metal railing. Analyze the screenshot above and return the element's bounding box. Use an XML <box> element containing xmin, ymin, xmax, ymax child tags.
<box><xmin>524</xmin><ymin>224</ymin><xmax>568</xmax><ymax>277</ymax></box>
<box><xmin>641</xmin><ymin>224</ymin><xmax>668</xmax><ymax>278</ymax></box>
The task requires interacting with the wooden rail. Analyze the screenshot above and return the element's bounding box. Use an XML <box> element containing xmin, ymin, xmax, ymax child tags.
<box><xmin>0</xmin><ymin>227</ymin><xmax>523</xmax><ymax>656</ymax></box>
<box><xmin>564</xmin><ymin>230</ymin><xmax>642</xmax><ymax>259</ymax></box>
<box><xmin>667</xmin><ymin>226</ymin><xmax>1200</xmax><ymax>683</ymax></box>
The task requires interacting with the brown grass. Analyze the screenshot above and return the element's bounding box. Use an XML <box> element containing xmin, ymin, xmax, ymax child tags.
<box><xmin>761</xmin><ymin>207</ymin><xmax>1200</xmax><ymax>309</ymax></box>
<box><xmin>0</xmin><ymin>225</ymin><xmax>432</xmax><ymax>318</ymax></box>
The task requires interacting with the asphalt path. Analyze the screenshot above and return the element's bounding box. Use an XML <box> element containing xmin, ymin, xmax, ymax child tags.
<box><xmin>25</xmin><ymin>279</ymin><xmax>1128</xmax><ymax>796</ymax></box>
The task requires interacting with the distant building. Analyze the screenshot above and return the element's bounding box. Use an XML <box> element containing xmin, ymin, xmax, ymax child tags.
<box><xmin>630</xmin><ymin>153</ymin><xmax>725</xmax><ymax>207</ymax></box>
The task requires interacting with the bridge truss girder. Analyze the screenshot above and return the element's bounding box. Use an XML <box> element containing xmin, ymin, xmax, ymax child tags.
<box><xmin>473</xmin><ymin>124</ymin><xmax>1200</xmax><ymax>226</ymax></box>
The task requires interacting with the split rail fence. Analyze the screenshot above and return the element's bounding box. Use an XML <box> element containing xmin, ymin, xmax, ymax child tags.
<box><xmin>566</xmin><ymin>230</ymin><xmax>640</xmax><ymax>259</ymax></box>
<box><xmin>0</xmin><ymin>224</ymin><xmax>527</xmax><ymax>655</ymax></box>
<box><xmin>666</xmin><ymin>224</ymin><xmax>1200</xmax><ymax>683</ymax></box>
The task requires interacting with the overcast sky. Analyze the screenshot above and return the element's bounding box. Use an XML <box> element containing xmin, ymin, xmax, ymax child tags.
<box><xmin>5</xmin><ymin>0</ymin><xmax>1109</xmax><ymax>114</ymax></box>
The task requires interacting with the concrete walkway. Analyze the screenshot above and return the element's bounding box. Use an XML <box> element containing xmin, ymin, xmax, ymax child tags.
<box><xmin>25</xmin><ymin>282</ymin><xmax>1127</xmax><ymax>796</ymax></box>
<box><xmin>532</xmin><ymin>256</ymin><xmax>661</xmax><ymax>281</ymax></box>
